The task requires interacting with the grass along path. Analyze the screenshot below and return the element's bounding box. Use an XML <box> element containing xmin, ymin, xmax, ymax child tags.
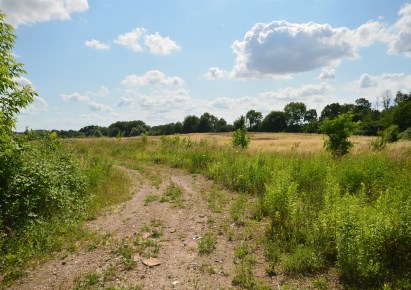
<box><xmin>9</xmin><ymin>164</ymin><xmax>257</xmax><ymax>289</ymax></box>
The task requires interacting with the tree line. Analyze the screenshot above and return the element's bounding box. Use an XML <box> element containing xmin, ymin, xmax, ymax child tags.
<box><xmin>49</xmin><ymin>93</ymin><xmax>411</xmax><ymax>138</ymax></box>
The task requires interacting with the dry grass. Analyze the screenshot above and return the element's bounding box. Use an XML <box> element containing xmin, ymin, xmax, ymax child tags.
<box><xmin>75</xmin><ymin>132</ymin><xmax>411</xmax><ymax>155</ymax></box>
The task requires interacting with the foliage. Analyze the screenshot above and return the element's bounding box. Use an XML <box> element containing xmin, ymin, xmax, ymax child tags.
<box><xmin>284</xmin><ymin>102</ymin><xmax>307</xmax><ymax>132</ymax></box>
<box><xmin>232</xmin><ymin>126</ymin><xmax>251</xmax><ymax>149</ymax></box>
<box><xmin>246</xmin><ymin>110</ymin><xmax>263</xmax><ymax>131</ymax></box>
<box><xmin>370</xmin><ymin>125</ymin><xmax>399</xmax><ymax>150</ymax></box>
<box><xmin>198</xmin><ymin>232</ymin><xmax>216</xmax><ymax>255</ymax></box>
<box><xmin>320</xmin><ymin>113</ymin><xmax>359</xmax><ymax>157</ymax></box>
<box><xmin>261</xmin><ymin>111</ymin><xmax>287</xmax><ymax>132</ymax></box>
<box><xmin>399</xmin><ymin>127</ymin><xmax>411</xmax><ymax>140</ymax></box>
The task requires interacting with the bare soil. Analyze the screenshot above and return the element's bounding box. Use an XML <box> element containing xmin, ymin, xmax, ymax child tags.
<box><xmin>9</xmin><ymin>165</ymin><xmax>245</xmax><ymax>289</ymax></box>
<box><xmin>8</xmin><ymin>164</ymin><xmax>341</xmax><ymax>289</ymax></box>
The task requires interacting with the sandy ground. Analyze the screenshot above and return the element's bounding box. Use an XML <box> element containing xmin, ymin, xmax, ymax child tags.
<box><xmin>9</xmin><ymin>165</ymin><xmax>244</xmax><ymax>289</ymax></box>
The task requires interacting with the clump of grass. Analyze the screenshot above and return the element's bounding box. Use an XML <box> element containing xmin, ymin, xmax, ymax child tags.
<box><xmin>160</xmin><ymin>182</ymin><xmax>184</xmax><ymax>207</ymax></box>
<box><xmin>282</xmin><ymin>245</ymin><xmax>324</xmax><ymax>275</ymax></box>
<box><xmin>144</xmin><ymin>194</ymin><xmax>160</xmax><ymax>205</ymax></box>
<box><xmin>115</xmin><ymin>243</ymin><xmax>136</xmax><ymax>270</ymax></box>
<box><xmin>198</xmin><ymin>232</ymin><xmax>216</xmax><ymax>255</ymax></box>
<box><xmin>208</xmin><ymin>186</ymin><xmax>229</xmax><ymax>213</ymax></box>
<box><xmin>73</xmin><ymin>271</ymin><xmax>102</xmax><ymax>289</ymax></box>
<box><xmin>230</xmin><ymin>195</ymin><xmax>247</xmax><ymax>225</ymax></box>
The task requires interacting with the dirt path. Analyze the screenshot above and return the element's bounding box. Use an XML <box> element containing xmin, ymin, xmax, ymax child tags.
<box><xmin>10</xmin><ymin>165</ymin><xmax>243</xmax><ymax>289</ymax></box>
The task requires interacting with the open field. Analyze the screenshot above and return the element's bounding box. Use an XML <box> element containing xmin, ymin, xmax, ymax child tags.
<box><xmin>3</xmin><ymin>132</ymin><xmax>411</xmax><ymax>289</ymax></box>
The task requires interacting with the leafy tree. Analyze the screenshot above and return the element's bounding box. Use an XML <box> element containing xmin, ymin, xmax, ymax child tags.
<box><xmin>233</xmin><ymin>115</ymin><xmax>246</xmax><ymax>130</ymax></box>
<box><xmin>245</xmin><ymin>110</ymin><xmax>263</xmax><ymax>131</ymax></box>
<box><xmin>215</xmin><ymin>117</ymin><xmax>229</xmax><ymax>132</ymax></box>
<box><xmin>261</xmin><ymin>111</ymin><xmax>287</xmax><ymax>132</ymax></box>
<box><xmin>320</xmin><ymin>103</ymin><xmax>342</xmax><ymax>121</ymax></box>
<box><xmin>304</xmin><ymin>109</ymin><xmax>317</xmax><ymax>123</ymax></box>
<box><xmin>0</xmin><ymin>12</ymin><xmax>37</xmax><ymax>149</ymax></box>
<box><xmin>182</xmin><ymin>115</ymin><xmax>199</xmax><ymax>133</ymax></box>
<box><xmin>198</xmin><ymin>112</ymin><xmax>218</xmax><ymax>133</ymax></box>
<box><xmin>284</xmin><ymin>102</ymin><xmax>306</xmax><ymax>132</ymax></box>
<box><xmin>393</xmin><ymin>100</ymin><xmax>411</xmax><ymax>131</ymax></box>
<box><xmin>320</xmin><ymin>113</ymin><xmax>359</xmax><ymax>157</ymax></box>
<box><xmin>394</xmin><ymin>91</ymin><xmax>411</xmax><ymax>105</ymax></box>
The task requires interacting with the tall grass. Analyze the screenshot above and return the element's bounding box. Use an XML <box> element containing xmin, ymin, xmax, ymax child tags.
<box><xmin>0</xmin><ymin>137</ymin><xmax>131</xmax><ymax>285</ymax></box>
<box><xmin>76</xmin><ymin>136</ymin><xmax>411</xmax><ymax>288</ymax></box>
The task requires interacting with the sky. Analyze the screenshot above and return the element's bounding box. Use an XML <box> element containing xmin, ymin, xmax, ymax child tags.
<box><xmin>1</xmin><ymin>0</ymin><xmax>411</xmax><ymax>131</ymax></box>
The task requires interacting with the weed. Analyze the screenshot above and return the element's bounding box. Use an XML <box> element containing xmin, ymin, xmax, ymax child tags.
<box><xmin>144</xmin><ymin>194</ymin><xmax>160</xmax><ymax>205</ymax></box>
<box><xmin>160</xmin><ymin>182</ymin><xmax>184</xmax><ymax>207</ymax></box>
<box><xmin>198</xmin><ymin>232</ymin><xmax>216</xmax><ymax>255</ymax></box>
<box><xmin>230</xmin><ymin>195</ymin><xmax>247</xmax><ymax>225</ymax></box>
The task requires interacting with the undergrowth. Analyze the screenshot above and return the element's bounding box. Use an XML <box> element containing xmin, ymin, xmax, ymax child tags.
<box><xmin>72</xmin><ymin>136</ymin><xmax>411</xmax><ymax>288</ymax></box>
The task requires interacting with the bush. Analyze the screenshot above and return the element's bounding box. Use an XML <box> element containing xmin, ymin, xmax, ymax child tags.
<box><xmin>232</xmin><ymin>126</ymin><xmax>251</xmax><ymax>149</ymax></box>
<box><xmin>320</xmin><ymin>113</ymin><xmax>359</xmax><ymax>157</ymax></box>
<box><xmin>399</xmin><ymin>127</ymin><xmax>411</xmax><ymax>140</ymax></box>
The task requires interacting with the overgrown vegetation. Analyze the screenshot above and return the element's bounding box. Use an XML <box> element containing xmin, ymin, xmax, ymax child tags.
<box><xmin>76</xmin><ymin>135</ymin><xmax>411</xmax><ymax>288</ymax></box>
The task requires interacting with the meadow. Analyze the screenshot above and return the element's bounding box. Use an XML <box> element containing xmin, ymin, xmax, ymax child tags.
<box><xmin>1</xmin><ymin>132</ymin><xmax>410</xmax><ymax>289</ymax></box>
<box><xmin>68</xmin><ymin>132</ymin><xmax>411</xmax><ymax>289</ymax></box>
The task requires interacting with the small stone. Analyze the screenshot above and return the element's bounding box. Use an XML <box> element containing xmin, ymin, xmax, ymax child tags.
<box><xmin>172</xmin><ymin>280</ymin><xmax>180</xmax><ymax>286</ymax></box>
<box><xmin>169</xmin><ymin>228</ymin><xmax>176</xmax><ymax>233</ymax></box>
<box><xmin>142</xmin><ymin>232</ymin><xmax>151</xmax><ymax>239</ymax></box>
<box><xmin>142</xmin><ymin>258</ymin><xmax>161</xmax><ymax>267</ymax></box>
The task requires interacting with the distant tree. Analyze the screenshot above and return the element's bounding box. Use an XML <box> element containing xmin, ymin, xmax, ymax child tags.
<box><xmin>182</xmin><ymin>115</ymin><xmax>200</xmax><ymax>133</ymax></box>
<box><xmin>198</xmin><ymin>112</ymin><xmax>218</xmax><ymax>133</ymax></box>
<box><xmin>382</xmin><ymin>90</ymin><xmax>392</xmax><ymax>110</ymax></box>
<box><xmin>215</xmin><ymin>118</ymin><xmax>229</xmax><ymax>132</ymax></box>
<box><xmin>175</xmin><ymin>121</ymin><xmax>183</xmax><ymax>134</ymax></box>
<box><xmin>246</xmin><ymin>110</ymin><xmax>263</xmax><ymax>131</ymax></box>
<box><xmin>393</xmin><ymin>100</ymin><xmax>411</xmax><ymax>131</ymax></box>
<box><xmin>320</xmin><ymin>103</ymin><xmax>342</xmax><ymax>121</ymax></box>
<box><xmin>304</xmin><ymin>109</ymin><xmax>318</xmax><ymax>123</ymax></box>
<box><xmin>355</xmin><ymin>98</ymin><xmax>372</xmax><ymax>111</ymax></box>
<box><xmin>284</xmin><ymin>102</ymin><xmax>307</xmax><ymax>132</ymax></box>
<box><xmin>233</xmin><ymin>115</ymin><xmax>246</xmax><ymax>130</ymax></box>
<box><xmin>261</xmin><ymin>111</ymin><xmax>287</xmax><ymax>132</ymax></box>
<box><xmin>394</xmin><ymin>91</ymin><xmax>411</xmax><ymax>105</ymax></box>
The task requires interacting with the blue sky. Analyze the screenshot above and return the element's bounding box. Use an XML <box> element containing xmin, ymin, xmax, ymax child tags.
<box><xmin>1</xmin><ymin>0</ymin><xmax>411</xmax><ymax>130</ymax></box>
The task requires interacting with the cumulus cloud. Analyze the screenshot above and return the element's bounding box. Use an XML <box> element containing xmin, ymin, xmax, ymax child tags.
<box><xmin>0</xmin><ymin>0</ymin><xmax>89</xmax><ymax>27</ymax></box>
<box><xmin>85</xmin><ymin>39</ymin><xmax>110</xmax><ymax>50</ymax></box>
<box><xmin>205</xmin><ymin>16</ymin><xmax>395</xmax><ymax>79</ymax></box>
<box><xmin>388</xmin><ymin>3</ymin><xmax>411</xmax><ymax>57</ymax></box>
<box><xmin>318</xmin><ymin>67</ymin><xmax>336</xmax><ymax>80</ymax></box>
<box><xmin>118</xmin><ymin>97</ymin><xmax>133</xmax><ymax>107</ymax></box>
<box><xmin>259</xmin><ymin>82</ymin><xmax>334</xmax><ymax>101</ymax></box>
<box><xmin>114</xmin><ymin>28</ymin><xmax>180</xmax><ymax>54</ymax></box>
<box><xmin>121</xmin><ymin>70</ymin><xmax>184</xmax><ymax>87</ymax></box>
<box><xmin>87</xmin><ymin>85</ymin><xmax>109</xmax><ymax>97</ymax></box>
<box><xmin>356</xmin><ymin>73</ymin><xmax>411</xmax><ymax>94</ymax></box>
<box><xmin>21</xmin><ymin>96</ymin><xmax>48</xmax><ymax>115</ymax></box>
<box><xmin>88</xmin><ymin>101</ymin><xmax>112</xmax><ymax>112</ymax></box>
<box><xmin>144</xmin><ymin>32</ymin><xmax>180</xmax><ymax>55</ymax></box>
<box><xmin>114</xmin><ymin>28</ymin><xmax>146</xmax><ymax>52</ymax></box>
<box><xmin>203</xmin><ymin>67</ymin><xmax>231</xmax><ymax>80</ymax></box>
<box><xmin>61</xmin><ymin>92</ymin><xmax>89</xmax><ymax>102</ymax></box>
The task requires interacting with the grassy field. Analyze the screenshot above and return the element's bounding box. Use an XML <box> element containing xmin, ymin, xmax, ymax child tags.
<box><xmin>68</xmin><ymin>132</ymin><xmax>411</xmax><ymax>289</ymax></box>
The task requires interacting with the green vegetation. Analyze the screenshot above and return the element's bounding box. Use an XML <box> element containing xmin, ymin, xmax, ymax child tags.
<box><xmin>76</xmin><ymin>135</ymin><xmax>411</xmax><ymax>288</ymax></box>
<box><xmin>232</xmin><ymin>125</ymin><xmax>251</xmax><ymax>149</ymax></box>
<box><xmin>198</xmin><ymin>232</ymin><xmax>216</xmax><ymax>255</ymax></box>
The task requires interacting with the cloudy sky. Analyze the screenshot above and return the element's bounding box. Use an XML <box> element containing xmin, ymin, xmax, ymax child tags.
<box><xmin>2</xmin><ymin>0</ymin><xmax>411</xmax><ymax>130</ymax></box>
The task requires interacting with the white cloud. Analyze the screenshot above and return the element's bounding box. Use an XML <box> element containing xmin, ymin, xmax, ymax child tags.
<box><xmin>88</xmin><ymin>85</ymin><xmax>109</xmax><ymax>97</ymax></box>
<box><xmin>355</xmin><ymin>73</ymin><xmax>411</xmax><ymax>95</ymax></box>
<box><xmin>21</xmin><ymin>96</ymin><xmax>48</xmax><ymax>115</ymax></box>
<box><xmin>61</xmin><ymin>92</ymin><xmax>89</xmax><ymax>102</ymax></box>
<box><xmin>144</xmin><ymin>32</ymin><xmax>180</xmax><ymax>55</ymax></box>
<box><xmin>388</xmin><ymin>3</ymin><xmax>411</xmax><ymax>57</ymax></box>
<box><xmin>114</xmin><ymin>27</ymin><xmax>146</xmax><ymax>52</ymax></box>
<box><xmin>118</xmin><ymin>97</ymin><xmax>133</xmax><ymax>107</ymax></box>
<box><xmin>114</xmin><ymin>28</ymin><xmax>180</xmax><ymax>54</ymax></box>
<box><xmin>85</xmin><ymin>39</ymin><xmax>110</xmax><ymax>50</ymax></box>
<box><xmin>0</xmin><ymin>0</ymin><xmax>89</xmax><ymax>27</ymax></box>
<box><xmin>203</xmin><ymin>67</ymin><xmax>231</xmax><ymax>80</ymax></box>
<box><xmin>88</xmin><ymin>101</ymin><xmax>112</xmax><ymax>112</ymax></box>
<box><xmin>206</xmin><ymin>18</ymin><xmax>393</xmax><ymax>79</ymax></box>
<box><xmin>121</xmin><ymin>70</ymin><xmax>184</xmax><ymax>87</ymax></box>
<box><xmin>318</xmin><ymin>67</ymin><xmax>336</xmax><ymax>80</ymax></box>
<box><xmin>260</xmin><ymin>82</ymin><xmax>334</xmax><ymax>101</ymax></box>
<box><xmin>13</xmin><ymin>76</ymin><xmax>33</xmax><ymax>86</ymax></box>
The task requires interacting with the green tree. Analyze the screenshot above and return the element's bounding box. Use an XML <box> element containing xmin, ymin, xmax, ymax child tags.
<box><xmin>261</xmin><ymin>111</ymin><xmax>287</xmax><ymax>132</ymax></box>
<box><xmin>233</xmin><ymin>115</ymin><xmax>246</xmax><ymax>130</ymax></box>
<box><xmin>0</xmin><ymin>12</ymin><xmax>37</xmax><ymax>149</ymax></box>
<box><xmin>284</xmin><ymin>102</ymin><xmax>307</xmax><ymax>132</ymax></box>
<box><xmin>320</xmin><ymin>113</ymin><xmax>359</xmax><ymax>157</ymax></box>
<box><xmin>245</xmin><ymin>110</ymin><xmax>263</xmax><ymax>131</ymax></box>
<box><xmin>198</xmin><ymin>112</ymin><xmax>218</xmax><ymax>133</ymax></box>
<box><xmin>182</xmin><ymin>115</ymin><xmax>200</xmax><ymax>133</ymax></box>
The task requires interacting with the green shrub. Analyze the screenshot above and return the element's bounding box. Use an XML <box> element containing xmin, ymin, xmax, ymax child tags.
<box><xmin>232</xmin><ymin>126</ymin><xmax>251</xmax><ymax>149</ymax></box>
<box><xmin>399</xmin><ymin>127</ymin><xmax>411</xmax><ymax>140</ymax></box>
<box><xmin>320</xmin><ymin>113</ymin><xmax>359</xmax><ymax>157</ymax></box>
<box><xmin>282</xmin><ymin>245</ymin><xmax>323</xmax><ymax>275</ymax></box>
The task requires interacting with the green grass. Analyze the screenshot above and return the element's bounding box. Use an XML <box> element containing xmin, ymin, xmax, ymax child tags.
<box><xmin>160</xmin><ymin>182</ymin><xmax>184</xmax><ymax>207</ymax></box>
<box><xmin>198</xmin><ymin>232</ymin><xmax>216</xmax><ymax>255</ymax></box>
<box><xmin>71</xmin><ymin>136</ymin><xmax>411</xmax><ymax>288</ymax></box>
